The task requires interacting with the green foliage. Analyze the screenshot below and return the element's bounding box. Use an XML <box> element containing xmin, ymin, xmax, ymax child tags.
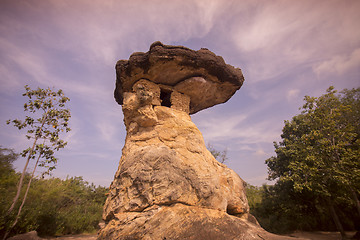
<box><xmin>0</xmin><ymin>147</ymin><xmax>18</xmax><ymax>178</ymax></box>
<box><xmin>246</xmin><ymin>182</ymin><xmax>358</xmax><ymax>234</ymax></box>
<box><xmin>17</xmin><ymin>177</ymin><xmax>107</xmax><ymax>236</ymax></box>
<box><xmin>4</xmin><ymin>86</ymin><xmax>72</xmax><ymax>239</ymax></box>
<box><xmin>267</xmin><ymin>86</ymin><xmax>359</xmax><ymax>195</ymax></box>
<box><xmin>0</xmin><ymin>148</ymin><xmax>19</xmax><ymax>234</ymax></box>
<box><xmin>262</xmin><ymin>86</ymin><xmax>360</xmax><ymax>234</ymax></box>
<box><xmin>249</xmin><ymin>183</ymin><xmax>338</xmax><ymax>233</ymax></box>
<box><xmin>6</xmin><ymin>85</ymin><xmax>71</xmax><ymax>175</ymax></box>
<box><xmin>244</xmin><ymin>183</ymin><xmax>262</xmax><ymax>211</ymax></box>
<box><xmin>0</xmin><ymin>153</ymin><xmax>107</xmax><ymax>237</ymax></box>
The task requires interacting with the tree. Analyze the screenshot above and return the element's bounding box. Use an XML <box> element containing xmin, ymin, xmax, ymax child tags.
<box><xmin>0</xmin><ymin>147</ymin><xmax>19</xmax><ymax>237</ymax></box>
<box><xmin>0</xmin><ymin>147</ymin><xmax>18</xmax><ymax>178</ymax></box>
<box><xmin>266</xmin><ymin>86</ymin><xmax>360</xmax><ymax>239</ymax></box>
<box><xmin>3</xmin><ymin>86</ymin><xmax>71</xmax><ymax>239</ymax></box>
<box><xmin>0</xmin><ymin>160</ymin><xmax>107</xmax><ymax>237</ymax></box>
<box><xmin>207</xmin><ymin>143</ymin><xmax>228</xmax><ymax>164</ymax></box>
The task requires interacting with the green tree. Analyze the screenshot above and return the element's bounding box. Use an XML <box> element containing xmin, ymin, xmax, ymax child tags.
<box><xmin>244</xmin><ymin>183</ymin><xmax>262</xmax><ymax>212</ymax></box>
<box><xmin>250</xmin><ymin>182</ymin><xmax>331</xmax><ymax>234</ymax></box>
<box><xmin>0</xmin><ymin>147</ymin><xmax>18</xmax><ymax>178</ymax></box>
<box><xmin>0</xmin><ymin>147</ymin><xmax>19</xmax><ymax>237</ymax></box>
<box><xmin>266</xmin><ymin>86</ymin><xmax>360</xmax><ymax>238</ymax></box>
<box><xmin>3</xmin><ymin>86</ymin><xmax>71</xmax><ymax>239</ymax></box>
<box><xmin>0</xmin><ymin>157</ymin><xmax>107</xmax><ymax>237</ymax></box>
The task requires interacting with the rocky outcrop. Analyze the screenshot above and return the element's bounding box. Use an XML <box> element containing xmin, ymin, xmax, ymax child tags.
<box><xmin>100</xmin><ymin>204</ymin><xmax>298</xmax><ymax>240</ymax></box>
<box><xmin>102</xmin><ymin>103</ymin><xmax>248</xmax><ymax>221</ymax></box>
<box><xmin>114</xmin><ymin>41</ymin><xmax>244</xmax><ymax>114</ymax></box>
<box><xmin>99</xmin><ymin>42</ymin><xmax>301</xmax><ymax>240</ymax></box>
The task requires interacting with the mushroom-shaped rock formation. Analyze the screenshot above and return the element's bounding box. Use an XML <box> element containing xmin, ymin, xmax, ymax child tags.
<box><xmin>114</xmin><ymin>41</ymin><xmax>244</xmax><ymax>114</ymax></box>
<box><xmin>99</xmin><ymin>42</ymin><xmax>303</xmax><ymax>240</ymax></box>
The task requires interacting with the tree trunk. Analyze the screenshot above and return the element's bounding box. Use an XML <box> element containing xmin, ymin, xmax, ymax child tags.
<box><xmin>2</xmin><ymin>153</ymin><xmax>41</xmax><ymax>240</ymax></box>
<box><xmin>328</xmin><ymin>199</ymin><xmax>346</xmax><ymax>239</ymax></box>
<box><xmin>6</xmin><ymin>111</ymin><xmax>48</xmax><ymax>216</ymax></box>
<box><xmin>350</xmin><ymin>187</ymin><xmax>360</xmax><ymax>218</ymax></box>
<box><xmin>350</xmin><ymin>188</ymin><xmax>360</xmax><ymax>240</ymax></box>
<box><xmin>6</xmin><ymin>136</ymin><xmax>38</xmax><ymax>215</ymax></box>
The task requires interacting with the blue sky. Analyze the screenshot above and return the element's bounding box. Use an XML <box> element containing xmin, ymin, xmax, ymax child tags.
<box><xmin>0</xmin><ymin>0</ymin><xmax>359</xmax><ymax>187</ymax></box>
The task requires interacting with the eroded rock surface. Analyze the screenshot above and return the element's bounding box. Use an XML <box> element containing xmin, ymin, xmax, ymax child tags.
<box><xmin>114</xmin><ymin>41</ymin><xmax>244</xmax><ymax>114</ymax></box>
<box><xmin>102</xmin><ymin>101</ymin><xmax>248</xmax><ymax>220</ymax></box>
<box><xmin>100</xmin><ymin>204</ymin><xmax>298</xmax><ymax>240</ymax></box>
<box><xmin>99</xmin><ymin>43</ymin><xmax>301</xmax><ymax>240</ymax></box>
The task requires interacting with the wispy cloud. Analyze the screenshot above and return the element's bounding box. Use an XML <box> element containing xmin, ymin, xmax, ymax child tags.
<box><xmin>196</xmin><ymin>112</ymin><xmax>281</xmax><ymax>145</ymax></box>
<box><xmin>245</xmin><ymin>174</ymin><xmax>273</xmax><ymax>186</ymax></box>
<box><xmin>287</xmin><ymin>89</ymin><xmax>300</xmax><ymax>102</ymax></box>
<box><xmin>42</xmin><ymin>0</ymin><xmax>231</xmax><ymax>66</ymax></box>
<box><xmin>197</xmin><ymin>114</ymin><xmax>248</xmax><ymax>140</ymax></box>
<box><xmin>313</xmin><ymin>48</ymin><xmax>360</xmax><ymax>76</ymax></box>
<box><xmin>1</xmin><ymin>0</ymin><xmax>359</xmax><ymax>186</ymax></box>
<box><xmin>231</xmin><ymin>0</ymin><xmax>360</xmax><ymax>82</ymax></box>
<box><xmin>0</xmin><ymin>37</ymin><xmax>52</xmax><ymax>91</ymax></box>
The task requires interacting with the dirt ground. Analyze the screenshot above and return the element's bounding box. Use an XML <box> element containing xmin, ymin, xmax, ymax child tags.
<box><xmin>285</xmin><ymin>231</ymin><xmax>356</xmax><ymax>240</ymax></box>
<box><xmin>49</xmin><ymin>234</ymin><xmax>97</xmax><ymax>240</ymax></box>
<box><xmin>49</xmin><ymin>231</ymin><xmax>356</xmax><ymax>240</ymax></box>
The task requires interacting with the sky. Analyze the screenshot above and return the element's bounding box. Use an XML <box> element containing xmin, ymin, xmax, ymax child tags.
<box><xmin>0</xmin><ymin>0</ymin><xmax>359</xmax><ymax>187</ymax></box>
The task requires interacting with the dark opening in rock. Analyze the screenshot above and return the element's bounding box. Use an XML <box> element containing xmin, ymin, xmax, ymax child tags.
<box><xmin>226</xmin><ymin>205</ymin><xmax>237</xmax><ymax>216</ymax></box>
<box><xmin>160</xmin><ymin>89</ymin><xmax>172</xmax><ymax>107</ymax></box>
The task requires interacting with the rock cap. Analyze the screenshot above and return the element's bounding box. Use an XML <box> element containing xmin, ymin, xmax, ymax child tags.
<box><xmin>114</xmin><ymin>41</ymin><xmax>244</xmax><ymax>114</ymax></box>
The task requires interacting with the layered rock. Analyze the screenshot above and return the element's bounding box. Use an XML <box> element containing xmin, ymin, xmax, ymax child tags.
<box><xmin>98</xmin><ymin>42</ymin><xmax>300</xmax><ymax>240</ymax></box>
<box><xmin>114</xmin><ymin>41</ymin><xmax>244</xmax><ymax>114</ymax></box>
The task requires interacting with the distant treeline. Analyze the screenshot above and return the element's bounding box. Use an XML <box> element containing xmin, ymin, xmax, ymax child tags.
<box><xmin>1</xmin><ymin>144</ymin><xmax>359</xmax><ymax>238</ymax></box>
<box><xmin>0</xmin><ymin>147</ymin><xmax>107</xmax><ymax>238</ymax></box>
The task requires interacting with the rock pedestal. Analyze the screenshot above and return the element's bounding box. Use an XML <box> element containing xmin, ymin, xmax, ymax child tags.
<box><xmin>98</xmin><ymin>42</ymin><xmax>299</xmax><ymax>240</ymax></box>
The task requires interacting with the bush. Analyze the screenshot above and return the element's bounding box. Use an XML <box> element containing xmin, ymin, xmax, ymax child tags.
<box><xmin>0</xmin><ymin>151</ymin><xmax>107</xmax><ymax>238</ymax></box>
<box><xmin>246</xmin><ymin>182</ymin><xmax>359</xmax><ymax>234</ymax></box>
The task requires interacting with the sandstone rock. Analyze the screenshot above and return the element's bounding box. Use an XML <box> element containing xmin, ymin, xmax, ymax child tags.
<box><xmin>99</xmin><ymin>43</ymin><xmax>301</xmax><ymax>239</ymax></box>
<box><xmin>114</xmin><ymin>41</ymin><xmax>244</xmax><ymax>114</ymax></box>
<box><xmin>99</xmin><ymin>204</ymin><xmax>298</xmax><ymax>240</ymax></box>
<box><xmin>102</xmin><ymin>106</ymin><xmax>248</xmax><ymax>221</ymax></box>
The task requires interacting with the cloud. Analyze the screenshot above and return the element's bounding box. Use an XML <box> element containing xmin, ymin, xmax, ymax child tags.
<box><xmin>39</xmin><ymin>0</ymin><xmax>231</xmax><ymax>66</ymax></box>
<box><xmin>245</xmin><ymin>174</ymin><xmax>273</xmax><ymax>186</ymax></box>
<box><xmin>1</xmin><ymin>0</ymin><xmax>359</xmax><ymax>187</ymax></box>
<box><xmin>197</xmin><ymin>114</ymin><xmax>248</xmax><ymax>140</ymax></box>
<box><xmin>0</xmin><ymin>62</ymin><xmax>22</xmax><ymax>92</ymax></box>
<box><xmin>95</xmin><ymin>111</ymin><xmax>124</xmax><ymax>144</ymax></box>
<box><xmin>313</xmin><ymin>48</ymin><xmax>360</xmax><ymax>76</ymax></box>
<box><xmin>231</xmin><ymin>0</ymin><xmax>360</xmax><ymax>82</ymax></box>
<box><xmin>287</xmin><ymin>89</ymin><xmax>300</xmax><ymax>101</ymax></box>
<box><xmin>0</xmin><ymin>37</ymin><xmax>54</xmax><ymax>91</ymax></box>
<box><xmin>195</xmin><ymin>112</ymin><xmax>280</xmax><ymax>145</ymax></box>
<box><xmin>255</xmin><ymin>149</ymin><xmax>267</xmax><ymax>157</ymax></box>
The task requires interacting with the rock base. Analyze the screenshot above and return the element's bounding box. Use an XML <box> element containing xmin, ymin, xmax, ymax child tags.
<box><xmin>98</xmin><ymin>203</ymin><xmax>300</xmax><ymax>240</ymax></box>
